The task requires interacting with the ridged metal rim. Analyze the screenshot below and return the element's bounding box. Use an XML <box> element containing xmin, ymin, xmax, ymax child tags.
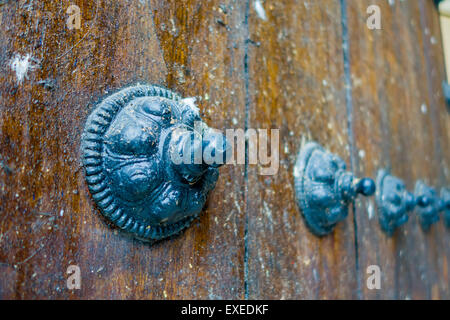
<box><xmin>80</xmin><ymin>84</ymin><xmax>197</xmax><ymax>241</ymax></box>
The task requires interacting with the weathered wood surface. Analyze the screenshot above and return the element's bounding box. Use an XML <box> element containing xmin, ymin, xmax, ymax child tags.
<box><xmin>246</xmin><ymin>0</ymin><xmax>357</xmax><ymax>299</ymax></box>
<box><xmin>348</xmin><ymin>0</ymin><xmax>449</xmax><ymax>300</ymax></box>
<box><xmin>0</xmin><ymin>0</ymin><xmax>448</xmax><ymax>299</ymax></box>
<box><xmin>0</xmin><ymin>0</ymin><xmax>247</xmax><ymax>299</ymax></box>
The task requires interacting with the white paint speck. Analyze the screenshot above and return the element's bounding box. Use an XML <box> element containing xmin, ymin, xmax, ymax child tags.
<box><xmin>421</xmin><ymin>103</ymin><xmax>427</xmax><ymax>114</ymax></box>
<box><xmin>358</xmin><ymin>149</ymin><xmax>366</xmax><ymax>159</ymax></box>
<box><xmin>60</xmin><ymin>209</ymin><xmax>64</xmax><ymax>217</ymax></box>
<box><xmin>9</xmin><ymin>53</ymin><xmax>38</xmax><ymax>84</ymax></box>
<box><xmin>388</xmin><ymin>0</ymin><xmax>395</xmax><ymax>7</ymax></box>
<box><xmin>254</xmin><ymin>0</ymin><xmax>267</xmax><ymax>21</ymax></box>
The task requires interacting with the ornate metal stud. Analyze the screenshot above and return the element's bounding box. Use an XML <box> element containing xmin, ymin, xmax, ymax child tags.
<box><xmin>81</xmin><ymin>84</ymin><xmax>230</xmax><ymax>242</ymax></box>
<box><xmin>294</xmin><ymin>142</ymin><xmax>376</xmax><ymax>236</ymax></box>
<box><xmin>439</xmin><ymin>188</ymin><xmax>450</xmax><ymax>228</ymax></box>
<box><xmin>443</xmin><ymin>81</ymin><xmax>450</xmax><ymax>107</ymax></box>
<box><xmin>376</xmin><ymin>170</ymin><xmax>415</xmax><ymax>236</ymax></box>
<box><xmin>414</xmin><ymin>181</ymin><xmax>440</xmax><ymax>231</ymax></box>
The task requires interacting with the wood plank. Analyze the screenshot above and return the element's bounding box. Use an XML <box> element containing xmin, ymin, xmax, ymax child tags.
<box><xmin>0</xmin><ymin>0</ymin><xmax>447</xmax><ymax>300</ymax></box>
<box><xmin>399</xmin><ymin>0</ymin><xmax>449</xmax><ymax>299</ymax></box>
<box><xmin>246</xmin><ymin>0</ymin><xmax>357</xmax><ymax>299</ymax></box>
<box><xmin>346</xmin><ymin>0</ymin><xmax>396</xmax><ymax>300</ymax></box>
<box><xmin>418</xmin><ymin>0</ymin><xmax>450</xmax><ymax>299</ymax></box>
<box><xmin>348</xmin><ymin>0</ymin><xmax>449</xmax><ymax>299</ymax></box>
<box><xmin>0</xmin><ymin>0</ymin><xmax>247</xmax><ymax>299</ymax></box>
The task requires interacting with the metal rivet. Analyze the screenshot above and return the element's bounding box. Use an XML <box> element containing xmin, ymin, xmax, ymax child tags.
<box><xmin>294</xmin><ymin>141</ymin><xmax>375</xmax><ymax>236</ymax></box>
<box><xmin>439</xmin><ymin>188</ymin><xmax>450</xmax><ymax>228</ymax></box>
<box><xmin>376</xmin><ymin>170</ymin><xmax>415</xmax><ymax>236</ymax></box>
<box><xmin>443</xmin><ymin>81</ymin><xmax>450</xmax><ymax>107</ymax></box>
<box><xmin>414</xmin><ymin>180</ymin><xmax>440</xmax><ymax>231</ymax></box>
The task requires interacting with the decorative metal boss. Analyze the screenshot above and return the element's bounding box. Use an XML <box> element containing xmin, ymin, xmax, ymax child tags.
<box><xmin>81</xmin><ymin>85</ymin><xmax>229</xmax><ymax>242</ymax></box>
<box><xmin>294</xmin><ymin>142</ymin><xmax>375</xmax><ymax>236</ymax></box>
<box><xmin>376</xmin><ymin>170</ymin><xmax>415</xmax><ymax>236</ymax></box>
<box><xmin>376</xmin><ymin>171</ymin><xmax>446</xmax><ymax>235</ymax></box>
<box><xmin>441</xmin><ymin>188</ymin><xmax>450</xmax><ymax>228</ymax></box>
<box><xmin>414</xmin><ymin>181</ymin><xmax>441</xmax><ymax>231</ymax></box>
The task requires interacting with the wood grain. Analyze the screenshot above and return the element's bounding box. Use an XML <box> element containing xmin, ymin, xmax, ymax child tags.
<box><xmin>0</xmin><ymin>0</ymin><xmax>448</xmax><ymax>299</ymax></box>
<box><xmin>346</xmin><ymin>0</ymin><xmax>396</xmax><ymax>300</ymax></box>
<box><xmin>246</xmin><ymin>0</ymin><xmax>358</xmax><ymax>299</ymax></box>
<box><xmin>0</xmin><ymin>0</ymin><xmax>247</xmax><ymax>299</ymax></box>
<box><xmin>418</xmin><ymin>0</ymin><xmax>450</xmax><ymax>298</ymax></box>
<box><xmin>347</xmin><ymin>0</ymin><xmax>449</xmax><ymax>299</ymax></box>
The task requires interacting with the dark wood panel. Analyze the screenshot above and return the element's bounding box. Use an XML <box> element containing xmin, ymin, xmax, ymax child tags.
<box><xmin>399</xmin><ymin>0</ymin><xmax>449</xmax><ymax>299</ymax></box>
<box><xmin>346</xmin><ymin>0</ymin><xmax>397</xmax><ymax>300</ymax></box>
<box><xmin>246</xmin><ymin>0</ymin><xmax>358</xmax><ymax>299</ymax></box>
<box><xmin>418</xmin><ymin>0</ymin><xmax>450</xmax><ymax>298</ymax></box>
<box><xmin>0</xmin><ymin>0</ymin><xmax>447</xmax><ymax>300</ymax></box>
<box><xmin>348</xmin><ymin>0</ymin><xmax>449</xmax><ymax>299</ymax></box>
<box><xmin>0</xmin><ymin>0</ymin><xmax>247</xmax><ymax>299</ymax></box>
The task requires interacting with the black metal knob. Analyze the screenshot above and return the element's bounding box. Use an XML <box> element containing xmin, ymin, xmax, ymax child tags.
<box><xmin>376</xmin><ymin>170</ymin><xmax>414</xmax><ymax>236</ymax></box>
<box><xmin>443</xmin><ymin>81</ymin><xmax>450</xmax><ymax>107</ymax></box>
<box><xmin>81</xmin><ymin>85</ymin><xmax>229</xmax><ymax>242</ymax></box>
<box><xmin>414</xmin><ymin>180</ymin><xmax>440</xmax><ymax>231</ymax></box>
<box><xmin>294</xmin><ymin>142</ymin><xmax>376</xmax><ymax>236</ymax></box>
<box><xmin>439</xmin><ymin>188</ymin><xmax>450</xmax><ymax>228</ymax></box>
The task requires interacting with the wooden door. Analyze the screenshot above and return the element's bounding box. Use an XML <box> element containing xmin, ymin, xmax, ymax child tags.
<box><xmin>0</xmin><ymin>0</ymin><xmax>448</xmax><ymax>299</ymax></box>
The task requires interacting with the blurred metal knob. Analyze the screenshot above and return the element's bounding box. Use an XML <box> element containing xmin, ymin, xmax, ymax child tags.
<box><xmin>294</xmin><ymin>142</ymin><xmax>375</xmax><ymax>236</ymax></box>
<box><xmin>414</xmin><ymin>181</ymin><xmax>440</xmax><ymax>231</ymax></box>
<box><xmin>439</xmin><ymin>188</ymin><xmax>450</xmax><ymax>228</ymax></box>
<box><xmin>376</xmin><ymin>170</ymin><xmax>415</xmax><ymax>236</ymax></box>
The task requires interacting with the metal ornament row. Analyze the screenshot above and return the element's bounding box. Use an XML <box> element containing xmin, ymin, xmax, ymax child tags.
<box><xmin>293</xmin><ymin>141</ymin><xmax>450</xmax><ymax>237</ymax></box>
<box><xmin>82</xmin><ymin>85</ymin><xmax>448</xmax><ymax>242</ymax></box>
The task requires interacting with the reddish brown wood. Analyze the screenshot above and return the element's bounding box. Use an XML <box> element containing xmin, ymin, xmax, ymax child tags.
<box><xmin>0</xmin><ymin>0</ymin><xmax>448</xmax><ymax>300</ymax></box>
<box><xmin>0</xmin><ymin>0</ymin><xmax>247</xmax><ymax>299</ymax></box>
<box><xmin>418</xmin><ymin>0</ymin><xmax>450</xmax><ymax>298</ymax></box>
<box><xmin>246</xmin><ymin>0</ymin><xmax>358</xmax><ymax>299</ymax></box>
<box><xmin>348</xmin><ymin>0</ymin><xmax>449</xmax><ymax>299</ymax></box>
<box><xmin>346</xmin><ymin>0</ymin><xmax>397</xmax><ymax>300</ymax></box>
